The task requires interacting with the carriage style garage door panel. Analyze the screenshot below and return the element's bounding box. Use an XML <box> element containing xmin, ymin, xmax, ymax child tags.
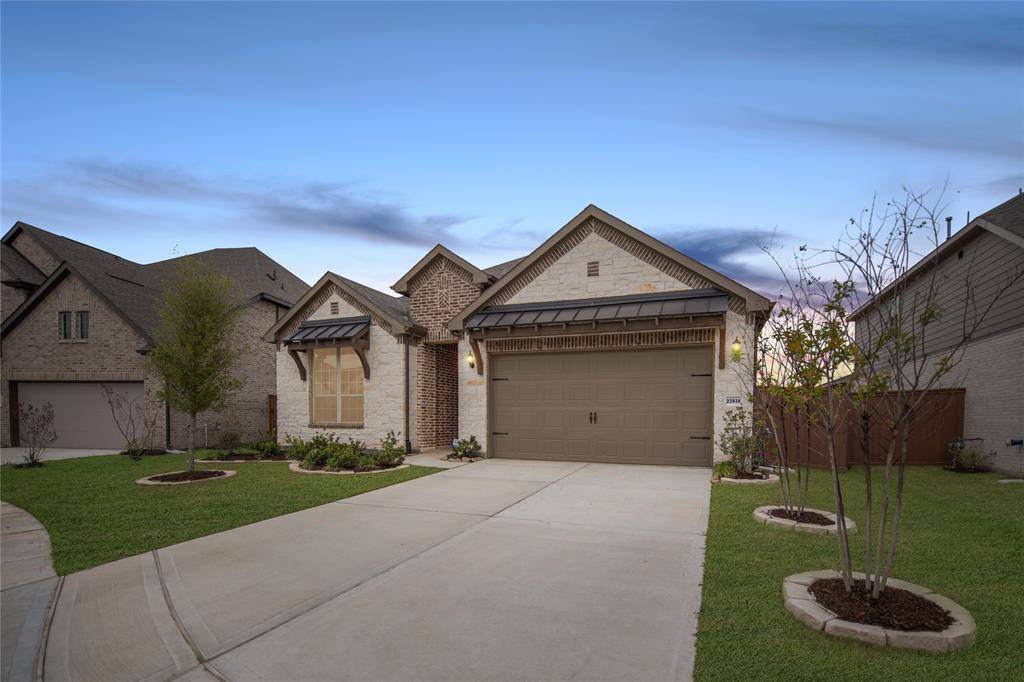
<box><xmin>490</xmin><ymin>347</ymin><xmax>713</xmax><ymax>466</ymax></box>
<box><xmin>16</xmin><ymin>382</ymin><xmax>143</xmax><ymax>449</ymax></box>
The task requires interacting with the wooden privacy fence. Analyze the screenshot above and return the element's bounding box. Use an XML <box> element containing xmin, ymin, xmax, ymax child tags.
<box><xmin>761</xmin><ymin>388</ymin><xmax>965</xmax><ymax>471</ymax></box>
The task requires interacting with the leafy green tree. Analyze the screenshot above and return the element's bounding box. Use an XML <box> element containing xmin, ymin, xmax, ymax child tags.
<box><xmin>148</xmin><ymin>261</ymin><xmax>244</xmax><ymax>471</ymax></box>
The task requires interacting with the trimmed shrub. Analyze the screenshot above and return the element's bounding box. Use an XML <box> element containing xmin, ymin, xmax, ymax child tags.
<box><xmin>373</xmin><ymin>430</ymin><xmax>406</xmax><ymax>469</ymax></box>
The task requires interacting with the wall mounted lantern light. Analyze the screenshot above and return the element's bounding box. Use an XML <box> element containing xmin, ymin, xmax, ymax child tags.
<box><xmin>731</xmin><ymin>337</ymin><xmax>742</xmax><ymax>361</ymax></box>
<box><xmin>466</xmin><ymin>351</ymin><xmax>476</xmax><ymax>369</ymax></box>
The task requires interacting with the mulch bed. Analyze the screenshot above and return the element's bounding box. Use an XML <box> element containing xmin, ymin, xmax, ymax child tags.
<box><xmin>212</xmin><ymin>455</ymin><xmax>289</xmax><ymax>462</ymax></box>
<box><xmin>769</xmin><ymin>508</ymin><xmax>835</xmax><ymax>526</ymax></box>
<box><xmin>943</xmin><ymin>467</ymin><xmax>986</xmax><ymax>474</ymax></box>
<box><xmin>729</xmin><ymin>471</ymin><xmax>769</xmax><ymax>480</ymax></box>
<box><xmin>149</xmin><ymin>470</ymin><xmax>228</xmax><ymax>483</ymax></box>
<box><xmin>809</xmin><ymin>578</ymin><xmax>954</xmax><ymax>632</ymax></box>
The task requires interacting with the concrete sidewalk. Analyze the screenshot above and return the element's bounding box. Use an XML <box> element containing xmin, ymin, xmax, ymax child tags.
<box><xmin>2</xmin><ymin>502</ymin><xmax>58</xmax><ymax>682</ymax></box>
<box><xmin>38</xmin><ymin>459</ymin><xmax>711</xmax><ymax>682</ymax></box>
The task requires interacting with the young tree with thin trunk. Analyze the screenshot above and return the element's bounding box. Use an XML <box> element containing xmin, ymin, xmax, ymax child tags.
<box><xmin>826</xmin><ymin>188</ymin><xmax>1022</xmax><ymax>597</ymax></box>
<box><xmin>148</xmin><ymin>261</ymin><xmax>244</xmax><ymax>472</ymax></box>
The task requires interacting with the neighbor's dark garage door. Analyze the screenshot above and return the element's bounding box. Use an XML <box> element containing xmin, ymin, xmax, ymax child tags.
<box><xmin>489</xmin><ymin>347</ymin><xmax>713</xmax><ymax>466</ymax></box>
<box><xmin>16</xmin><ymin>382</ymin><xmax>143</xmax><ymax>449</ymax></box>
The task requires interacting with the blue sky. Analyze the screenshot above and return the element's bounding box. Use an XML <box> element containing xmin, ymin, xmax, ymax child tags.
<box><xmin>2</xmin><ymin>1</ymin><xmax>1021</xmax><ymax>294</ymax></box>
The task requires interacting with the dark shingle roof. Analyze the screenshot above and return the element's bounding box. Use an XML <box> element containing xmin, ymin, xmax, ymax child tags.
<box><xmin>482</xmin><ymin>257</ymin><xmax>525</xmax><ymax>280</ymax></box>
<box><xmin>979</xmin><ymin>193</ymin><xmax>1024</xmax><ymax>240</ymax></box>
<box><xmin>4</xmin><ymin>223</ymin><xmax>309</xmax><ymax>339</ymax></box>
<box><xmin>332</xmin><ymin>273</ymin><xmax>413</xmax><ymax>327</ymax></box>
<box><xmin>1</xmin><ymin>243</ymin><xmax>46</xmax><ymax>286</ymax></box>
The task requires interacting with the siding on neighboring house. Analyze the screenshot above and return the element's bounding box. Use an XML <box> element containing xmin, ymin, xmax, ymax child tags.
<box><xmin>853</xmin><ymin>227</ymin><xmax>1024</xmax><ymax>475</ymax></box>
<box><xmin>855</xmin><ymin>229</ymin><xmax>1024</xmax><ymax>355</ymax></box>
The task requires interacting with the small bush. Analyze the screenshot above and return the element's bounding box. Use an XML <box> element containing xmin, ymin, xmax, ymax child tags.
<box><xmin>373</xmin><ymin>430</ymin><xmax>406</xmax><ymax>469</ymax></box>
<box><xmin>356</xmin><ymin>454</ymin><xmax>376</xmax><ymax>472</ymax></box>
<box><xmin>16</xmin><ymin>402</ymin><xmax>57</xmax><ymax>467</ymax></box>
<box><xmin>217</xmin><ymin>429</ymin><xmax>243</xmax><ymax>453</ymax></box>
<box><xmin>948</xmin><ymin>439</ymin><xmax>990</xmax><ymax>471</ymax></box>
<box><xmin>451</xmin><ymin>435</ymin><xmax>481</xmax><ymax>459</ymax></box>
<box><xmin>251</xmin><ymin>437</ymin><xmax>281</xmax><ymax>459</ymax></box>
<box><xmin>713</xmin><ymin>461</ymin><xmax>738</xmax><ymax>479</ymax></box>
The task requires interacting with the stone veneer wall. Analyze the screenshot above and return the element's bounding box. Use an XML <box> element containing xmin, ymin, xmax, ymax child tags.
<box><xmin>504</xmin><ymin>231</ymin><xmax>691</xmax><ymax>304</ymax></box>
<box><xmin>275</xmin><ymin>292</ymin><xmax>416</xmax><ymax>449</ymax></box>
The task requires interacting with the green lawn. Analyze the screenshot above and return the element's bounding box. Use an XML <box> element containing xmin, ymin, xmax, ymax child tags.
<box><xmin>693</xmin><ymin>467</ymin><xmax>1024</xmax><ymax>681</ymax></box>
<box><xmin>0</xmin><ymin>453</ymin><xmax>439</xmax><ymax>575</ymax></box>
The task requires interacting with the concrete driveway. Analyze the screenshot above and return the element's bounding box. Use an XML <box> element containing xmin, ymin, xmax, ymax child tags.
<box><xmin>39</xmin><ymin>459</ymin><xmax>711</xmax><ymax>682</ymax></box>
<box><xmin>0</xmin><ymin>448</ymin><xmax>118</xmax><ymax>466</ymax></box>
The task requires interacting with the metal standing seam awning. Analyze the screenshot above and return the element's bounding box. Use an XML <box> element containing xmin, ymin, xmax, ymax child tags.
<box><xmin>282</xmin><ymin>316</ymin><xmax>372</xmax><ymax>380</ymax></box>
<box><xmin>466</xmin><ymin>289</ymin><xmax>729</xmax><ymax>330</ymax></box>
<box><xmin>463</xmin><ymin>288</ymin><xmax>731</xmax><ymax>374</ymax></box>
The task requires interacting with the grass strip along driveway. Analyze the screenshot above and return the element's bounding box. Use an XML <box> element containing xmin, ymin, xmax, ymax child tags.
<box><xmin>0</xmin><ymin>453</ymin><xmax>439</xmax><ymax>575</ymax></box>
<box><xmin>693</xmin><ymin>467</ymin><xmax>1023</xmax><ymax>681</ymax></box>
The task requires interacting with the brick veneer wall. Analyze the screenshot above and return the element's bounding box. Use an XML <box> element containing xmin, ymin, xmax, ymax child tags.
<box><xmin>407</xmin><ymin>256</ymin><xmax>483</xmax><ymax>342</ymax></box>
<box><xmin>0</xmin><ymin>271</ymin><xmax>283</xmax><ymax>449</ymax></box>
<box><xmin>166</xmin><ymin>298</ymin><xmax>280</xmax><ymax>448</ymax></box>
<box><xmin>917</xmin><ymin>326</ymin><xmax>1024</xmax><ymax>475</ymax></box>
<box><xmin>10</xmin><ymin>231</ymin><xmax>60</xmax><ymax>275</ymax></box>
<box><xmin>1</xmin><ymin>285</ymin><xmax>30</xmax><ymax>322</ymax></box>
<box><xmin>415</xmin><ymin>342</ymin><xmax>458</xmax><ymax>449</ymax></box>
<box><xmin>275</xmin><ymin>292</ymin><xmax>416</xmax><ymax>448</ymax></box>
<box><xmin>0</xmin><ymin>273</ymin><xmax>158</xmax><ymax>446</ymax></box>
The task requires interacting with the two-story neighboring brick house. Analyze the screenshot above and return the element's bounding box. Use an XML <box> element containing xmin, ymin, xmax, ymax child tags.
<box><xmin>266</xmin><ymin>205</ymin><xmax>772</xmax><ymax>466</ymax></box>
<box><xmin>1</xmin><ymin>222</ymin><xmax>309</xmax><ymax>450</ymax></box>
<box><xmin>851</xmin><ymin>193</ymin><xmax>1024</xmax><ymax>475</ymax></box>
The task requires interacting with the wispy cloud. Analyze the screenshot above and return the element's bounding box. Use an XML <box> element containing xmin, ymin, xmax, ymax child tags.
<box><xmin>656</xmin><ymin>226</ymin><xmax>792</xmax><ymax>295</ymax></box>
<box><xmin>728</xmin><ymin>110</ymin><xmax>1024</xmax><ymax>162</ymax></box>
<box><xmin>2</xmin><ymin>158</ymin><xmax>472</xmax><ymax>248</ymax></box>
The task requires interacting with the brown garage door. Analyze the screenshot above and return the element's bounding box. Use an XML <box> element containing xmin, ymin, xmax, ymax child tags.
<box><xmin>490</xmin><ymin>346</ymin><xmax>713</xmax><ymax>466</ymax></box>
<box><xmin>16</xmin><ymin>382</ymin><xmax>143</xmax><ymax>449</ymax></box>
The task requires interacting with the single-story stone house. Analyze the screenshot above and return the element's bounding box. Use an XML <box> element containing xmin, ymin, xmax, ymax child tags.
<box><xmin>266</xmin><ymin>205</ymin><xmax>772</xmax><ymax>466</ymax></box>
<box><xmin>1</xmin><ymin>222</ymin><xmax>309</xmax><ymax>450</ymax></box>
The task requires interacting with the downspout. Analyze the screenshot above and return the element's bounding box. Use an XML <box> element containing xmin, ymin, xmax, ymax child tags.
<box><xmin>404</xmin><ymin>337</ymin><xmax>412</xmax><ymax>453</ymax></box>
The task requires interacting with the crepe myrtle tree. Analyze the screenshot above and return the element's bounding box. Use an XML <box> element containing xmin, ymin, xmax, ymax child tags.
<box><xmin>733</xmin><ymin>239</ymin><xmax>844</xmax><ymax>518</ymax></box>
<box><xmin>826</xmin><ymin>187</ymin><xmax>1023</xmax><ymax>597</ymax></box>
<box><xmin>148</xmin><ymin>261</ymin><xmax>244</xmax><ymax>472</ymax></box>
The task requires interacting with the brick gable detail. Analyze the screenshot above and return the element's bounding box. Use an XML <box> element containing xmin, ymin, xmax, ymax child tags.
<box><xmin>408</xmin><ymin>256</ymin><xmax>482</xmax><ymax>342</ymax></box>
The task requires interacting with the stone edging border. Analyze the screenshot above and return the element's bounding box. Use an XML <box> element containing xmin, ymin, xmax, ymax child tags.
<box><xmin>719</xmin><ymin>474</ymin><xmax>779</xmax><ymax>485</ymax></box>
<box><xmin>135</xmin><ymin>470</ymin><xmax>237</xmax><ymax>486</ymax></box>
<box><xmin>288</xmin><ymin>461</ymin><xmax>410</xmax><ymax>476</ymax></box>
<box><xmin>753</xmin><ymin>505</ymin><xmax>857</xmax><ymax>535</ymax></box>
<box><xmin>783</xmin><ymin>570</ymin><xmax>975</xmax><ymax>651</ymax></box>
<box><xmin>194</xmin><ymin>459</ymin><xmax>294</xmax><ymax>464</ymax></box>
